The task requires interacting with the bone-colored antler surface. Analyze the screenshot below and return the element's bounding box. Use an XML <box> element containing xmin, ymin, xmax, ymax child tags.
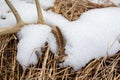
<box><xmin>35</xmin><ymin>0</ymin><xmax>45</xmax><ymax>24</ymax></box>
<box><xmin>52</xmin><ymin>26</ymin><xmax>67</xmax><ymax>62</ymax></box>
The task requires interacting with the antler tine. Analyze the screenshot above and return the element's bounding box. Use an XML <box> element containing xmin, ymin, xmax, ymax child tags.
<box><xmin>5</xmin><ymin>0</ymin><xmax>24</xmax><ymax>24</ymax></box>
<box><xmin>52</xmin><ymin>27</ymin><xmax>67</xmax><ymax>62</ymax></box>
<box><xmin>35</xmin><ymin>0</ymin><xmax>45</xmax><ymax>24</ymax></box>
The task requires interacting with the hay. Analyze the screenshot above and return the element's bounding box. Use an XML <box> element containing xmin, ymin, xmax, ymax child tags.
<box><xmin>0</xmin><ymin>0</ymin><xmax>120</xmax><ymax>80</ymax></box>
<box><xmin>53</xmin><ymin>0</ymin><xmax>116</xmax><ymax>21</ymax></box>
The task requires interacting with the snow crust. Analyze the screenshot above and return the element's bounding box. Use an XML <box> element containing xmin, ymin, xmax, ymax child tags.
<box><xmin>0</xmin><ymin>0</ymin><xmax>120</xmax><ymax>70</ymax></box>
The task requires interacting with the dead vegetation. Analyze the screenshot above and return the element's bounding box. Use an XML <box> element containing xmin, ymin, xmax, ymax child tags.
<box><xmin>0</xmin><ymin>0</ymin><xmax>120</xmax><ymax>80</ymax></box>
<box><xmin>53</xmin><ymin>0</ymin><xmax>117</xmax><ymax>21</ymax></box>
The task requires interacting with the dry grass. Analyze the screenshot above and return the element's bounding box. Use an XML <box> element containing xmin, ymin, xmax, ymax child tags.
<box><xmin>0</xmin><ymin>35</ymin><xmax>120</xmax><ymax>80</ymax></box>
<box><xmin>53</xmin><ymin>0</ymin><xmax>117</xmax><ymax>21</ymax></box>
<box><xmin>0</xmin><ymin>0</ymin><xmax>120</xmax><ymax>80</ymax></box>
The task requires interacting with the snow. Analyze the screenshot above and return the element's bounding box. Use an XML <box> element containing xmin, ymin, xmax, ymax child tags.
<box><xmin>0</xmin><ymin>0</ymin><xmax>120</xmax><ymax>70</ymax></box>
<box><xmin>90</xmin><ymin>0</ymin><xmax>120</xmax><ymax>5</ymax></box>
<box><xmin>39</xmin><ymin>0</ymin><xmax>55</xmax><ymax>9</ymax></box>
<box><xmin>20</xmin><ymin>0</ymin><xmax>55</xmax><ymax>9</ymax></box>
<box><xmin>46</xmin><ymin>7</ymin><xmax>120</xmax><ymax>70</ymax></box>
<box><xmin>17</xmin><ymin>24</ymin><xmax>57</xmax><ymax>69</ymax></box>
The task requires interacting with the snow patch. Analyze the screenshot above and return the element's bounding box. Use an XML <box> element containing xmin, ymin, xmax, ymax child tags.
<box><xmin>20</xmin><ymin>0</ymin><xmax>55</xmax><ymax>9</ymax></box>
<box><xmin>90</xmin><ymin>0</ymin><xmax>120</xmax><ymax>5</ymax></box>
<box><xmin>17</xmin><ymin>24</ymin><xmax>57</xmax><ymax>69</ymax></box>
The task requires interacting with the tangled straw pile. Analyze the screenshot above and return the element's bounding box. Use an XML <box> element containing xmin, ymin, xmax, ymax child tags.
<box><xmin>0</xmin><ymin>0</ymin><xmax>120</xmax><ymax>80</ymax></box>
<box><xmin>53</xmin><ymin>0</ymin><xmax>116</xmax><ymax>21</ymax></box>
